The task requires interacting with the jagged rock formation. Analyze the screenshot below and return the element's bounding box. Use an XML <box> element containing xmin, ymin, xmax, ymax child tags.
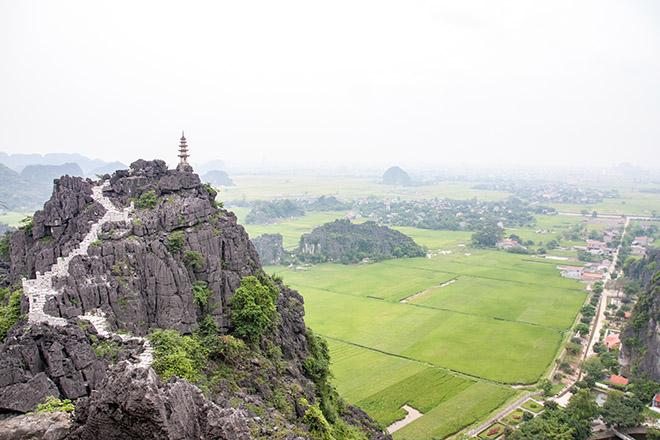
<box><xmin>251</xmin><ymin>233</ymin><xmax>285</xmax><ymax>265</ymax></box>
<box><xmin>621</xmin><ymin>249</ymin><xmax>660</xmax><ymax>381</ymax></box>
<box><xmin>298</xmin><ymin>219</ymin><xmax>425</xmax><ymax>264</ymax></box>
<box><xmin>382</xmin><ymin>166</ymin><xmax>411</xmax><ymax>186</ymax></box>
<box><xmin>0</xmin><ymin>159</ymin><xmax>389</xmax><ymax>440</ymax></box>
<box><xmin>201</xmin><ymin>169</ymin><xmax>235</xmax><ymax>186</ymax></box>
<box><xmin>0</xmin><ymin>411</ymin><xmax>71</xmax><ymax>440</ymax></box>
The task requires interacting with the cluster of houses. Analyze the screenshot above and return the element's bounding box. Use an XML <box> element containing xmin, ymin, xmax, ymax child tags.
<box><xmin>557</xmin><ymin>262</ymin><xmax>610</xmax><ymax>282</ymax></box>
<box><xmin>631</xmin><ymin>235</ymin><xmax>654</xmax><ymax>257</ymax></box>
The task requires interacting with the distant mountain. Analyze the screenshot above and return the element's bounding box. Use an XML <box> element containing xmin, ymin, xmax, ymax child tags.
<box><xmin>195</xmin><ymin>159</ymin><xmax>227</xmax><ymax>175</ymax></box>
<box><xmin>89</xmin><ymin>161</ymin><xmax>128</xmax><ymax>177</ymax></box>
<box><xmin>20</xmin><ymin>162</ymin><xmax>84</xmax><ymax>183</ymax></box>
<box><xmin>0</xmin><ymin>164</ymin><xmax>47</xmax><ymax>211</ymax></box>
<box><xmin>201</xmin><ymin>169</ymin><xmax>234</xmax><ymax>186</ymax></box>
<box><xmin>0</xmin><ymin>152</ymin><xmax>110</xmax><ymax>174</ymax></box>
<box><xmin>382</xmin><ymin>166</ymin><xmax>411</xmax><ymax>186</ymax></box>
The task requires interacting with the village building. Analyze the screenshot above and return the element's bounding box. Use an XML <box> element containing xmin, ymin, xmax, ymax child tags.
<box><xmin>630</xmin><ymin>244</ymin><xmax>647</xmax><ymax>257</ymax></box>
<box><xmin>605</xmin><ymin>333</ymin><xmax>621</xmax><ymax>350</ymax></box>
<box><xmin>557</xmin><ymin>265</ymin><xmax>583</xmax><ymax>280</ymax></box>
<box><xmin>608</xmin><ymin>374</ymin><xmax>629</xmax><ymax>387</ymax></box>
<box><xmin>652</xmin><ymin>393</ymin><xmax>660</xmax><ymax>410</ymax></box>
<box><xmin>496</xmin><ymin>238</ymin><xmax>522</xmax><ymax>250</ymax></box>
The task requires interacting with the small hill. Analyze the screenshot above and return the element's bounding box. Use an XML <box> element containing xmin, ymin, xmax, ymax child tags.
<box><xmin>0</xmin><ymin>164</ymin><xmax>55</xmax><ymax>211</ymax></box>
<box><xmin>304</xmin><ymin>195</ymin><xmax>351</xmax><ymax>211</ymax></box>
<box><xmin>202</xmin><ymin>169</ymin><xmax>234</xmax><ymax>186</ymax></box>
<box><xmin>298</xmin><ymin>219</ymin><xmax>425</xmax><ymax>264</ymax></box>
<box><xmin>382</xmin><ymin>166</ymin><xmax>411</xmax><ymax>186</ymax></box>
<box><xmin>245</xmin><ymin>200</ymin><xmax>304</xmax><ymax>224</ymax></box>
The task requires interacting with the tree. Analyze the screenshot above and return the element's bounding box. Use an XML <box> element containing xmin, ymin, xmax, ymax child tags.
<box><xmin>539</xmin><ymin>378</ymin><xmax>553</xmax><ymax>396</ymax></box>
<box><xmin>230</xmin><ymin>276</ymin><xmax>277</xmax><ymax>343</ymax></box>
<box><xmin>600</xmin><ymin>391</ymin><xmax>645</xmax><ymax>428</ymax></box>
<box><xmin>582</xmin><ymin>357</ymin><xmax>603</xmax><ymax>387</ymax></box>
<box><xmin>566</xmin><ymin>389</ymin><xmax>599</xmax><ymax>422</ymax></box>
<box><xmin>471</xmin><ymin>223</ymin><xmax>503</xmax><ymax>247</ymax></box>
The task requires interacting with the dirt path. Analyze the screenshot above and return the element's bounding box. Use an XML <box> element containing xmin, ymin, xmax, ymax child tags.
<box><xmin>386</xmin><ymin>405</ymin><xmax>423</xmax><ymax>434</ymax></box>
<box><xmin>400</xmin><ymin>278</ymin><xmax>457</xmax><ymax>303</ymax></box>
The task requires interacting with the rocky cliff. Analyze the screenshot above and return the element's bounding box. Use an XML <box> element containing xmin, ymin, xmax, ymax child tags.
<box><xmin>621</xmin><ymin>249</ymin><xmax>660</xmax><ymax>381</ymax></box>
<box><xmin>0</xmin><ymin>160</ymin><xmax>389</xmax><ymax>440</ymax></box>
<box><xmin>298</xmin><ymin>219</ymin><xmax>425</xmax><ymax>264</ymax></box>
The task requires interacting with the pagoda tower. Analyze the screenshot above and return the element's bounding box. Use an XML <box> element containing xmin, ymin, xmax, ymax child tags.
<box><xmin>177</xmin><ymin>131</ymin><xmax>193</xmax><ymax>172</ymax></box>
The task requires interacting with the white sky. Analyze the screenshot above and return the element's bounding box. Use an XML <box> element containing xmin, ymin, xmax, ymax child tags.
<box><xmin>1</xmin><ymin>1</ymin><xmax>659</xmax><ymax>169</ymax></box>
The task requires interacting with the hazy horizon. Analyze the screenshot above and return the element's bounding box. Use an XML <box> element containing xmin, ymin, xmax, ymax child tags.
<box><xmin>2</xmin><ymin>1</ymin><xmax>659</xmax><ymax>168</ymax></box>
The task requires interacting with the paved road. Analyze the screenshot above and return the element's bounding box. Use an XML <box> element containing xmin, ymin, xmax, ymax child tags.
<box><xmin>466</xmin><ymin>393</ymin><xmax>542</xmax><ymax>437</ymax></box>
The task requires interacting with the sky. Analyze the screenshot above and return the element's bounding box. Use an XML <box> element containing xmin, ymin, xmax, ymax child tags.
<box><xmin>1</xmin><ymin>0</ymin><xmax>659</xmax><ymax>169</ymax></box>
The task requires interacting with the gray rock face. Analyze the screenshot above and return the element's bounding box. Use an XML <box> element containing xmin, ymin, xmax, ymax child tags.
<box><xmin>69</xmin><ymin>363</ymin><xmax>252</xmax><ymax>440</ymax></box>
<box><xmin>622</xmin><ymin>249</ymin><xmax>660</xmax><ymax>381</ymax></box>
<box><xmin>0</xmin><ymin>411</ymin><xmax>71</xmax><ymax>440</ymax></box>
<box><xmin>0</xmin><ymin>324</ymin><xmax>109</xmax><ymax>412</ymax></box>
<box><xmin>251</xmin><ymin>233</ymin><xmax>285</xmax><ymax>265</ymax></box>
<box><xmin>9</xmin><ymin>176</ymin><xmax>102</xmax><ymax>283</ymax></box>
<box><xmin>0</xmin><ymin>160</ymin><xmax>390</xmax><ymax>440</ymax></box>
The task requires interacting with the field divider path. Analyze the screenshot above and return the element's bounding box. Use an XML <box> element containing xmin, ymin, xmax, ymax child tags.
<box><xmin>320</xmin><ymin>333</ymin><xmax>522</xmax><ymax>389</ymax></box>
<box><xmin>380</xmin><ymin>261</ymin><xmax>585</xmax><ymax>292</ymax></box>
<box><xmin>399</xmin><ymin>276</ymin><xmax>459</xmax><ymax>303</ymax></box>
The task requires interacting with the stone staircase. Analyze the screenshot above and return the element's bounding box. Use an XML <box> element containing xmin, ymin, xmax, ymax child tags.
<box><xmin>22</xmin><ymin>184</ymin><xmax>153</xmax><ymax>368</ymax></box>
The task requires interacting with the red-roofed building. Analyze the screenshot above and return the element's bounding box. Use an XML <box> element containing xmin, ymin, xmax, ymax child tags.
<box><xmin>582</xmin><ymin>272</ymin><xmax>604</xmax><ymax>282</ymax></box>
<box><xmin>605</xmin><ymin>333</ymin><xmax>621</xmax><ymax>350</ymax></box>
<box><xmin>653</xmin><ymin>393</ymin><xmax>660</xmax><ymax>409</ymax></box>
<box><xmin>609</xmin><ymin>374</ymin><xmax>629</xmax><ymax>387</ymax></box>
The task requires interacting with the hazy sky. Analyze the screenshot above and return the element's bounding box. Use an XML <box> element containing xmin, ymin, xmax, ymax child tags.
<box><xmin>1</xmin><ymin>1</ymin><xmax>659</xmax><ymax>169</ymax></box>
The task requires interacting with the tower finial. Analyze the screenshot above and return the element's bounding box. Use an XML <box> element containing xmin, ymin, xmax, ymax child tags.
<box><xmin>177</xmin><ymin>131</ymin><xmax>192</xmax><ymax>172</ymax></box>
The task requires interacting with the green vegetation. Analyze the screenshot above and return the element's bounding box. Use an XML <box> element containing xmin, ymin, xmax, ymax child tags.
<box><xmin>135</xmin><ymin>189</ymin><xmax>159</xmax><ymax>209</ymax></box>
<box><xmin>230</xmin><ymin>276</ymin><xmax>278</xmax><ymax>343</ymax></box>
<box><xmin>19</xmin><ymin>215</ymin><xmax>33</xmax><ymax>234</ymax></box>
<box><xmin>35</xmin><ymin>396</ymin><xmax>75</xmax><ymax>413</ymax></box>
<box><xmin>521</xmin><ymin>399</ymin><xmax>543</xmax><ymax>413</ymax></box>
<box><xmin>357</xmin><ymin>369</ymin><xmax>472</xmax><ymax>426</ymax></box>
<box><xmin>166</xmin><ymin>230</ymin><xmax>185</xmax><ymax>253</ymax></box>
<box><xmin>93</xmin><ymin>339</ymin><xmax>121</xmax><ymax>363</ymax></box>
<box><xmin>183</xmin><ymin>250</ymin><xmax>205</xmax><ymax>271</ymax></box>
<box><xmin>0</xmin><ymin>288</ymin><xmax>22</xmax><ymax>340</ymax></box>
<box><xmin>0</xmin><ymin>232</ymin><xmax>9</xmax><ymax>259</ymax></box>
<box><xmin>149</xmin><ymin>329</ymin><xmax>207</xmax><ymax>382</ymax></box>
<box><xmin>192</xmin><ymin>281</ymin><xmax>213</xmax><ymax>309</ymax></box>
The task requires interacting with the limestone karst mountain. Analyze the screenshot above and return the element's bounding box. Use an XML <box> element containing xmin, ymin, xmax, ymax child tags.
<box><xmin>0</xmin><ymin>159</ymin><xmax>389</xmax><ymax>440</ymax></box>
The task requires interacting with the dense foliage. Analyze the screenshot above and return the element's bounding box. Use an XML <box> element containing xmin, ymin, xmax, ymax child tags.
<box><xmin>149</xmin><ymin>329</ymin><xmax>208</xmax><ymax>382</ymax></box>
<box><xmin>0</xmin><ymin>288</ymin><xmax>22</xmax><ymax>341</ymax></box>
<box><xmin>229</xmin><ymin>276</ymin><xmax>278</xmax><ymax>343</ymax></box>
<box><xmin>135</xmin><ymin>189</ymin><xmax>159</xmax><ymax>209</ymax></box>
<box><xmin>245</xmin><ymin>199</ymin><xmax>304</xmax><ymax>224</ymax></box>
<box><xmin>35</xmin><ymin>396</ymin><xmax>75</xmax><ymax>413</ymax></box>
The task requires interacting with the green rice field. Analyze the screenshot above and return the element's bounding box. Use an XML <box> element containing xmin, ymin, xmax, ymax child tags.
<box><xmin>266</xmin><ymin>233</ymin><xmax>586</xmax><ymax>438</ymax></box>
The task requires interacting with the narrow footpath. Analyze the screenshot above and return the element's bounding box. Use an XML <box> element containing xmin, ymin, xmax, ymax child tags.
<box><xmin>21</xmin><ymin>184</ymin><xmax>153</xmax><ymax>368</ymax></box>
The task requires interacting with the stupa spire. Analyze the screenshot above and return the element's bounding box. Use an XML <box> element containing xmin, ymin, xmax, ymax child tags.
<box><xmin>176</xmin><ymin>131</ymin><xmax>193</xmax><ymax>172</ymax></box>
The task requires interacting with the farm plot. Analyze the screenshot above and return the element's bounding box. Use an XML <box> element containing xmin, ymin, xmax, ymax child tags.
<box><xmin>409</xmin><ymin>275</ymin><xmax>585</xmax><ymax>329</ymax></box>
<box><xmin>327</xmin><ymin>339</ymin><xmax>516</xmax><ymax>440</ymax></box>
<box><xmin>282</xmin><ymin>285</ymin><xmax>564</xmax><ymax>384</ymax></box>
